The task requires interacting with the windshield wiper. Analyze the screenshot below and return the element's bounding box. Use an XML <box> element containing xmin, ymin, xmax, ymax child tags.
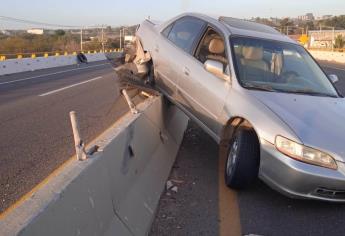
<box><xmin>244</xmin><ymin>84</ymin><xmax>338</xmax><ymax>97</ymax></box>
<box><xmin>243</xmin><ymin>84</ymin><xmax>277</xmax><ymax>92</ymax></box>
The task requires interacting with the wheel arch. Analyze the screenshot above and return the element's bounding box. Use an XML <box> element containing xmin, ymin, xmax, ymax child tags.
<box><xmin>219</xmin><ymin>116</ymin><xmax>261</xmax><ymax>159</ymax></box>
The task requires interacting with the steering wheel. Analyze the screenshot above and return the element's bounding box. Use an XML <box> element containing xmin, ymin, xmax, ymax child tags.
<box><xmin>281</xmin><ymin>71</ymin><xmax>316</xmax><ymax>88</ymax></box>
<box><xmin>281</xmin><ymin>71</ymin><xmax>299</xmax><ymax>83</ymax></box>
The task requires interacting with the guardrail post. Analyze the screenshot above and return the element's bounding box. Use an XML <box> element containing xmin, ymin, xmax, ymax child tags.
<box><xmin>69</xmin><ymin>111</ymin><xmax>87</xmax><ymax>161</ymax></box>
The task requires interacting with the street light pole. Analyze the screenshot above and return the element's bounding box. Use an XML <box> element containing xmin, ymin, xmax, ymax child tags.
<box><xmin>101</xmin><ymin>25</ymin><xmax>105</xmax><ymax>52</ymax></box>
<box><xmin>119</xmin><ymin>28</ymin><xmax>122</xmax><ymax>49</ymax></box>
<box><xmin>332</xmin><ymin>27</ymin><xmax>335</xmax><ymax>52</ymax></box>
<box><xmin>80</xmin><ymin>28</ymin><xmax>83</xmax><ymax>52</ymax></box>
<box><xmin>123</xmin><ymin>28</ymin><xmax>125</xmax><ymax>48</ymax></box>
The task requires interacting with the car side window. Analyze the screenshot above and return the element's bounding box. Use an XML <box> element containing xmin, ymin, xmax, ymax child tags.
<box><xmin>195</xmin><ymin>28</ymin><xmax>229</xmax><ymax>74</ymax></box>
<box><xmin>162</xmin><ymin>23</ymin><xmax>173</xmax><ymax>38</ymax></box>
<box><xmin>167</xmin><ymin>17</ymin><xmax>206</xmax><ymax>53</ymax></box>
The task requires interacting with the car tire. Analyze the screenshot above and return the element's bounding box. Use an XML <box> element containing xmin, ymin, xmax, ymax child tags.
<box><xmin>225</xmin><ymin>128</ymin><xmax>260</xmax><ymax>189</ymax></box>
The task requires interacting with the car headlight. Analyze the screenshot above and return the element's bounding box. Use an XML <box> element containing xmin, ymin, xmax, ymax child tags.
<box><xmin>275</xmin><ymin>136</ymin><xmax>337</xmax><ymax>170</ymax></box>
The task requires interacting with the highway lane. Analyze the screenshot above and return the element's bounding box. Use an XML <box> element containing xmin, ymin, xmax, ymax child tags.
<box><xmin>151</xmin><ymin>61</ymin><xmax>345</xmax><ymax>236</ymax></box>
<box><xmin>0</xmin><ymin>61</ymin><xmax>132</xmax><ymax>213</ymax></box>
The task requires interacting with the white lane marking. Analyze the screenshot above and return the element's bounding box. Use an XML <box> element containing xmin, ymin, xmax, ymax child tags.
<box><xmin>323</xmin><ymin>65</ymin><xmax>345</xmax><ymax>72</ymax></box>
<box><xmin>0</xmin><ymin>63</ymin><xmax>109</xmax><ymax>86</ymax></box>
<box><xmin>39</xmin><ymin>76</ymin><xmax>103</xmax><ymax>97</ymax></box>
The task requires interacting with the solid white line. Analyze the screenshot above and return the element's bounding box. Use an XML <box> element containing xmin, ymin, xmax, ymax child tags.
<box><xmin>39</xmin><ymin>76</ymin><xmax>103</xmax><ymax>97</ymax></box>
<box><xmin>0</xmin><ymin>63</ymin><xmax>109</xmax><ymax>86</ymax></box>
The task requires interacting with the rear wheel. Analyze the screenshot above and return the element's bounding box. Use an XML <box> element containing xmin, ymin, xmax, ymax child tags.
<box><xmin>225</xmin><ymin>128</ymin><xmax>260</xmax><ymax>189</ymax></box>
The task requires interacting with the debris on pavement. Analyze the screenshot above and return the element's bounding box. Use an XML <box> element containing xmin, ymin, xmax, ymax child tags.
<box><xmin>171</xmin><ymin>186</ymin><xmax>178</xmax><ymax>193</ymax></box>
<box><xmin>166</xmin><ymin>180</ymin><xmax>173</xmax><ymax>191</ymax></box>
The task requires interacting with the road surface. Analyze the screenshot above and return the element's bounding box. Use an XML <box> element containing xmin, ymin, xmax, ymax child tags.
<box><xmin>150</xmin><ymin>61</ymin><xmax>345</xmax><ymax>236</ymax></box>
<box><xmin>0</xmin><ymin>61</ymin><xmax>132</xmax><ymax>213</ymax></box>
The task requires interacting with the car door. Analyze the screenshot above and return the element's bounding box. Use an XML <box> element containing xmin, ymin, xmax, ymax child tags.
<box><xmin>153</xmin><ymin>17</ymin><xmax>206</xmax><ymax>100</ymax></box>
<box><xmin>176</xmin><ymin>27</ymin><xmax>231</xmax><ymax>136</ymax></box>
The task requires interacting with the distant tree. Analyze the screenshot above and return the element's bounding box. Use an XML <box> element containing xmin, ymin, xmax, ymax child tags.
<box><xmin>84</xmin><ymin>40</ymin><xmax>102</xmax><ymax>51</ymax></box>
<box><xmin>55</xmin><ymin>30</ymin><xmax>66</xmax><ymax>36</ymax></box>
<box><xmin>280</xmin><ymin>18</ymin><xmax>293</xmax><ymax>27</ymax></box>
<box><xmin>253</xmin><ymin>17</ymin><xmax>277</xmax><ymax>27</ymax></box>
<box><xmin>334</xmin><ymin>35</ymin><xmax>345</xmax><ymax>49</ymax></box>
<box><xmin>299</xmin><ymin>21</ymin><xmax>316</xmax><ymax>31</ymax></box>
<box><xmin>320</xmin><ymin>15</ymin><xmax>345</xmax><ymax>29</ymax></box>
<box><xmin>108</xmin><ymin>38</ymin><xmax>121</xmax><ymax>48</ymax></box>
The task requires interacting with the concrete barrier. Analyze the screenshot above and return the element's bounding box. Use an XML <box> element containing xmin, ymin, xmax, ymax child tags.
<box><xmin>0</xmin><ymin>53</ymin><xmax>107</xmax><ymax>76</ymax></box>
<box><xmin>309</xmin><ymin>50</ymin><xmax>345</xmax><ymax>64</ymax></box>
<box><xmin>0</xmin><ymin>95</ymin><xmax>189</xmax><ymax>236</ymax></box>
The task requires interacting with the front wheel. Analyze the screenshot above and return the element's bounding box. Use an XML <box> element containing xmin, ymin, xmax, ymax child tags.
<box><xmin>225</xmin><ymin>129</ymin><xmax>260</xmax><ymax>189</ymax></box>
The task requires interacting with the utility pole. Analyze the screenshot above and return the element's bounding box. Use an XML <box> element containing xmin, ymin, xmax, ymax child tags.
<box><xmin>80</xmin><ymin>28</ymin><xmax>83</xmax><ymax>52</ymax></box>
<box><xmin>122</xmin><ymin>28</ymin><xmax>125</xmax><ymax>48</ymax></box>
<box><xmin>119</xmin><ymin>28</ymin><xmax>122</xmax><ymax>49</ymax></box>
<box><xmin>332</xmin><ymin>27</ymin><xmax>335</xmax><ymax>52</ymax></box>
<box><xmin>101</xmin><ymin>25</ymin><xmax>105</xmax><ymax>52</ymax></box>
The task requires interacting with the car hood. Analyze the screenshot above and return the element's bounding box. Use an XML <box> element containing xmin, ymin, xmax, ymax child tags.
<box><xmin>251</xmin><ymin>91</ymin><xmax>345</xmax><ymax>162</ymax></box>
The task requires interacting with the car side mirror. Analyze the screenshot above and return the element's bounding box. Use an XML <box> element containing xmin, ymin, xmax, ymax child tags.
<box><xmin>204</xmin><ymin>60</ymin><xmax>230</xmax><ymax>82</ymax></box>
<box><xmin>329</xmin><ymin>74</ymin><xmax>339</xmax><ymax>84</ymax></box>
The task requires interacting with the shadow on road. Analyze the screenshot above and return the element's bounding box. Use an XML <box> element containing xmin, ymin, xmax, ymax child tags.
<box><xmin>238</xmin><ymin>180</ymin><xmax>345</xmax><ymax>236</ymax></box>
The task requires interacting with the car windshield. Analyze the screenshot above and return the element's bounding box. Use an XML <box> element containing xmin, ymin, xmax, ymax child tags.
<box><xmin>230</xmin><ymin>36</ymin><xmax>339</xmax><ymax>97</ymax></box>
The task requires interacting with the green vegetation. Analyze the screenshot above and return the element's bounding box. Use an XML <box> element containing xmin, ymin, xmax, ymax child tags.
<box><xmin>334</xmin><ymin>35</ymin><xmax>345</xmax><ymax>49</ymax></box>
<box><xmin>0</xmin><ymin>25</ymin><xmax>137</xmax><ymax>57</ymax></box>
<box><xmin>0</xmin><ymin>31</ymin><xmax>81</xmax><ymax>55</ymax></box>
<box><xmin>320</xmin><ymin>15</ymin><xmax>345</xmax><ymax>29</ymax></box>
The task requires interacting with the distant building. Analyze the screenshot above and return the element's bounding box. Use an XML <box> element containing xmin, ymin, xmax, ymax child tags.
<box><xmin>26</xmin><ymin>28</ymin><xmax>56</xmax><ymax>35</ymax></box>
<box><xmin>27</xmin><ymin>28</ymin><xmax>44</xmax><ymax>35</ymax></box>
<box><xmin>124</xmin><ymin>35</ymin><xmax>134</xmax><ymax>42</ymax></box>
<box><xmin>0</xmin><ymin>30</ymin><xmax>11</xmax><ymax>35</ymax></box>
<box><xmin>298</xmin><ymin>13</ymin><xmax>315</xmax><ymax>21</ymax></box>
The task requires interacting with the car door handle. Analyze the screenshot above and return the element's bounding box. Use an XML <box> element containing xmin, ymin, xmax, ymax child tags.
<box><xmin>154</xmin><ymin>45</ymin><xmax>159</xmax><ymax>52</ymax></box>
<box><xmin>183</xmin><ymin>67</ymin><xmax>190</xmax><ymax>76</ymax></box>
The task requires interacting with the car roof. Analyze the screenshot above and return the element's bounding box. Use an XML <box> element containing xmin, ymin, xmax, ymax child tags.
<box><xmin>180</xmin><ymin>12</ymin><xmax>297</xmax><ymax>44</ymax></box>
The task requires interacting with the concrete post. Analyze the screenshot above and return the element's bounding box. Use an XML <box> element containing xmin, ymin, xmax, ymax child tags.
<box><xmin>121</xmin><ymin>89</ymin><xmax>138</xmax><ymax>114</ymax></box>
<box><xmin>70</xmin><ymin>111</ymin><xmax>87</xmax><ymax>161</ymax></box>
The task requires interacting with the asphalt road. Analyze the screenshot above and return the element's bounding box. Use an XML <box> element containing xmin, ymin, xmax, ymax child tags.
<box><xmin>0</xmin><ymin>61</ymin><xmax>131</xmax><ymax>213</ymax></box>
<box><xmin>150</xmin><ymin>61</ymin><xmax>345</xmax><ymax>236</ymax></box>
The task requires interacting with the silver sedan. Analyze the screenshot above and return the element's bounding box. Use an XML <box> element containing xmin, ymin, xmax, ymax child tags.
<box><xmin>134</xmin><ymin>13</ymin><xmax>345</xmax><ymax>201</ymax></box>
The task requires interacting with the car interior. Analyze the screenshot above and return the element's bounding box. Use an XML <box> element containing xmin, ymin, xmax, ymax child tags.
<box><xmin>195</xmin><ymin>28</ymin><xmax>229</xmax><ymax>75</ymax></box>
<box><xmin>232</xmin><ymin>39</ymin><xmax>335</xmax><ymax>93</ymax></box>
<box><xmin>234</xmin><ymin>44</ymin><xmax>286</xmax><ymax>84</ymax></box>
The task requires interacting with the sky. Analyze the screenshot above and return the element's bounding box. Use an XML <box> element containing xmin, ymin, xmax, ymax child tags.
<box><xmin>1</xmin><ymin>0</ymin><xmax>345</xmax><ymax>29</ymax></box>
